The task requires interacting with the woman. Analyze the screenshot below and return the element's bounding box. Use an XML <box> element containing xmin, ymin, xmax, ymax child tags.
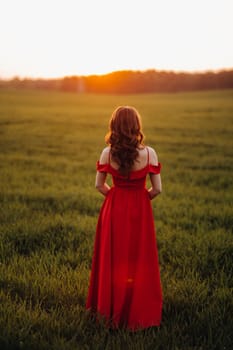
<box><xmin>86</xmin><ymin>106</ymin><xmax>162</xmax><ymax>330</ymax></box>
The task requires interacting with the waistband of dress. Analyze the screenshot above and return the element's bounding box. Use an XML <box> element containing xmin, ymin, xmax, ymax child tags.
<box><xmin>112</xmin><ymin>185</ymin><xmax>146</xmax><ymax>190</ymax></box>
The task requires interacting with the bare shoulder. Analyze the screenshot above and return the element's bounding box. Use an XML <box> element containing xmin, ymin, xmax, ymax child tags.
<box><xmin>147</xmin><ymin>146</ymin><xmax>159</xmax><ymax>165</ymax></box>
<box><xmin>99</xmin><ymin>146</ymin><xmax>110</xmax><ymax>164</ymax></box>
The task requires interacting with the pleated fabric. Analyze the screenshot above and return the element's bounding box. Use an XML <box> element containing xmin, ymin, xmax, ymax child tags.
<box><xmin>86</xmin><ymin>161</ymin><xmax>162</xmax><ymax>330</ymax></box>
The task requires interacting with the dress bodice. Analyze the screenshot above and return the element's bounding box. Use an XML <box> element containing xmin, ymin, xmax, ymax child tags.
<box><xmin>96</xmin><ymin>161</ymin><xmax>161</xmax><ymax>190</ymax></box>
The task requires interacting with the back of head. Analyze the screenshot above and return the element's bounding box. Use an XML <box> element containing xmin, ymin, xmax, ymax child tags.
<box><xmin>105</xmin><ymin>106</ymin><xmax>144</xmax><ymax>175</ymax></box>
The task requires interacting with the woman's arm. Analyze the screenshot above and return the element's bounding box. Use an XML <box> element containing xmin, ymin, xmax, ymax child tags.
<box><xmin>147</xmin><ymin>147</ymin><xmax>162</xmax><ymax>200</ymax></box>
<box><xmin>148</xmin><ymin>173</ymin><xmax>162</xmax><ymax>200</ymax></box>
<box><xmin>95</xmin><ymin>172</ymin><xmax>111</xmax><ymax>196</ymax></box>
<box><xmin>95</xmin><ymin>147</ymin><xmax>111</xmax><ymax>196</ymax></box>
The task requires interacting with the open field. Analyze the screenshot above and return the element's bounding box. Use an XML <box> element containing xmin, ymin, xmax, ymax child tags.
<box><xmin>0</xmin><ymin>88</ymin><xmax>232</xmax><ymax>350</ymax></box>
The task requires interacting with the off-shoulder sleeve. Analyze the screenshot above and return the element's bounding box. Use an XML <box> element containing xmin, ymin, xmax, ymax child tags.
<box><xmin>148</xmin><ymin>162</ymin><xmax>162</xmax><ymax>174</ymax></box>
<box><xmin>96</xmin><ymin>160</ymin><xmax>109</xmax><ymax>172</ymax></box>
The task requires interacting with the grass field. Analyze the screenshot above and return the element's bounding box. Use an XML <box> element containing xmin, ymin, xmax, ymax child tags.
<box><xmin>0</xmin><ymin>88</ymin><xmax>232</xmax><ymax>350</ymax></box>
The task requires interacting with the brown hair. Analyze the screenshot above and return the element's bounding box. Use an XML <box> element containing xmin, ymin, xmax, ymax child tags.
<box><xmin>105</xmin><ymin>106</ymin><xmax>145</xmax><ymax>175</ymax></box>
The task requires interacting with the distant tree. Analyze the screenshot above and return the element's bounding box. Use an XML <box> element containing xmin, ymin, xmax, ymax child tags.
<box><xmin>0</xmin><ymin>69</ymin><xmax>232</xmax><ymax>93</ymax></box>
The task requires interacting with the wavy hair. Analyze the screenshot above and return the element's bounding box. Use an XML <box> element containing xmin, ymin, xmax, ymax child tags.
<box><xmin>105</xmin><ymin>106</ymin><xmax>145</xmax><ymax>175</ymax></box>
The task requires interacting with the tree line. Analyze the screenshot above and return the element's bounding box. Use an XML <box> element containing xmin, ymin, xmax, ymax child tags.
<box><xmin>0</xmin><ymin>69</ymin><xmax>233</xmax><ymax>93</ymax></box>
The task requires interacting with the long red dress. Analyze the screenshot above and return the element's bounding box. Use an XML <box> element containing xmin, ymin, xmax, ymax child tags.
<box><xmin>86</xmin><ymin>149</ymin><xmax>162</xmax><ymax>330</ymax></box>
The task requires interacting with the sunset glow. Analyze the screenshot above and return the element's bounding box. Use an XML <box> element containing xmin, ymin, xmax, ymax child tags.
<box><xmin>0</xmin><ymin>0</ymin><xmax>232</xmax><ymax>79</ymax></box>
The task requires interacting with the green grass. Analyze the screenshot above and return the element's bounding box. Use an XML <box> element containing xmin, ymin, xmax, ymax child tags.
<box><xmin>0</xmin><ymin>88</ymin><xmax>232</xmax><ymax>350</ymax></box>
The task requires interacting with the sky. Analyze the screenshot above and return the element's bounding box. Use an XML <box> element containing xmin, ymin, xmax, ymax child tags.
<box><xmin>0</xmin><ymin>0</ymin><xmax>232</xmax><ymax>79</ymax></box>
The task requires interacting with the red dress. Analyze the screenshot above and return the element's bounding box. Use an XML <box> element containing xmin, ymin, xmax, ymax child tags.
<box><xmin>86</xmin><ymin>150</ymin><xmax>163</xmax><ymax>330</ymax></box>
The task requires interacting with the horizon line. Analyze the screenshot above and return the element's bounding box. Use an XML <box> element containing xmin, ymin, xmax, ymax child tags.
<box><xmin>1</xmin><ymin>66</ymin><xmax>233</xmax><ymax>81</ymax></box>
